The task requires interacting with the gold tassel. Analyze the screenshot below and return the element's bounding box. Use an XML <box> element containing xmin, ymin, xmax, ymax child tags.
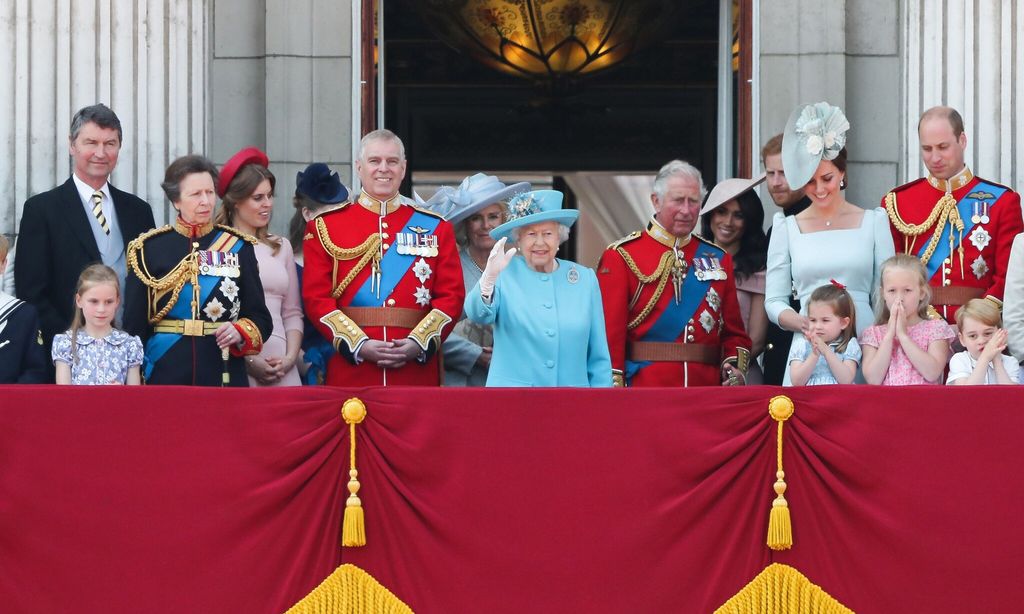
<box><xmin>342</xmin><ymin>398</ymin><xmax>367</xmax><ymax>547</ymax></box>
<box><xmin>767</xmin><ymin>395</ymin><xmax>795</xmax><ymax>550</ymax></box>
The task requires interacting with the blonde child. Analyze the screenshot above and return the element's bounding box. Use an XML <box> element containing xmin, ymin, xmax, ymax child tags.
<box><xmin>52</xmin><ymin>264</ymin><xmax>143</xmax><ymax>385</ymax></box>
<box><xmin>860</xmin><ymin>254</ymin><xmax>954</xmax><ymax>385</ymax></box>
<box><xmin>946</xmin><ymin>298</ymin><xmax>1019</xmax><ymax>385</ymax></box>
<box><xmin>787</xmin><ymin>282</ymin><xmax>860</xmax><ymax>385</ymax></box>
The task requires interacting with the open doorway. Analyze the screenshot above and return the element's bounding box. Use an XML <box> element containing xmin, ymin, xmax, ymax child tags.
<box><xmin>361</xmin><ymin>0</ymin><xmax>749</xmax><ymax>266</ymax></box>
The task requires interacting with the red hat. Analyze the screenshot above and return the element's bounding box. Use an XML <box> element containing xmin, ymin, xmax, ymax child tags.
<box><xmin>218</xmin><ymin>147</ymin><xmax>269</xmax><ymax>198</ymax></box>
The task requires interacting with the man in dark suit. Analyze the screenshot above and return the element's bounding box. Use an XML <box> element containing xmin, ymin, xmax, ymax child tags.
<box><xmin>15</xmin><ymin>104</ymin><xmax>155</xmax><ymax>374</ymax></box>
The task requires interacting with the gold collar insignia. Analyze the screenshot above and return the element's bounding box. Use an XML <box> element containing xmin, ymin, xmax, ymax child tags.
<box><xmin>927</xmin><ymin>166</ymin><xmax>974</xmax><ymax>193</ymax></box>
<box><xmin>357</xmin><ymin>190</ymin><xmax>402</xmax><ymax>215</ymax></box>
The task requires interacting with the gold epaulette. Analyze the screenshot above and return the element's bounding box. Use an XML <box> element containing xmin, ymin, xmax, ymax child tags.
<box><xmin>313</xmin><ymin>202</ymin><xmax>352</xmax><ymax>219</ymax></box>
<box><xmin>694</xmin><ymin>233</ymin><xmax>726</xmax><ymax>255</ymax></box>
<box><xmin>410</xmin><ymin>204</ymin><xmax>445</xmax><ymax>220</ymax></box>
<box><xmin>127</xmin><ymin>224</ymin><xmax>174</xmax><ymax>251</ymax></box>
<box><xmin>215</xmin><ymin>224</ymin><xmax>258</xmax><ymax>245</ymax></box>
<box><xmin>606</xmin><ymin>231</ymin><xmax>641</xmax><ymax>250</ymax></box>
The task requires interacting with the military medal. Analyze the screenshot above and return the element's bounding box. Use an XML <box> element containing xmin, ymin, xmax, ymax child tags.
<box><xmin>981</xmin><ymin>202</ymin><xmax>990</xmax><ymax>224</ymax></box>
<box><xmin>969</xmin><ymin>226</ymin><xmax>991</xmax><ymax>251</ymax></box>
<box><xmin>706</xmin><ymin>287</ymin><xmax>721</xmax><ymax>312</ymax></box>
<box><xmin>971</xmin><ymin>201</ymin><xmax>981</xmax><ymax>225</ymax></box>
<box><xmin>198</xmin><ymin>250</ymin><xmax>240</xmax><ymax>277</ymax></box>
<box><xmin>699</xmin><ymin>309</ymin><xmax>715</xmax><ymax>333</ymax></box>
<box><xmin>971</xmin><ymin>255</ymin><xmax>989</xmax><ymax>279</ymax></box>
<box><xmin>567</xmin><ymin>266</ymin><xmax>580</xmax><ymax>284</ymax></box>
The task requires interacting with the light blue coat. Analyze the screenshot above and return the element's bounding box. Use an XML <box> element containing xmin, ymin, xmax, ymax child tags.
<box><xmin>465</xmin><ymin>257</ymin><xmax>612</xmax><ymax>387</ymax></box>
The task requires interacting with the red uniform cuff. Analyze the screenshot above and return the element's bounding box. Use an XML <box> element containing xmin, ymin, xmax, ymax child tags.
<box><xmin>230</xmin><ymin>318</ymin><xmax>263</xmax><ymax>357</ymax></box>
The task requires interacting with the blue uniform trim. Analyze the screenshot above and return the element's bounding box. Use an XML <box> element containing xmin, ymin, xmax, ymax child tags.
<box><xmin>349</xmin><ymin>211</ymin><xmax>441</xmax><ymax>307</ymax></box>
<box><xmin>918</xmin><ymin>181</ymin><xmax>1007</xmax><ymax>280</ymax></box>
<box><xmin>625</xmin><ymin>241</ymin><xmax>718</xmax><ymax>384</ymax></box>
<box><xmin>143</xmin><ymin>232</ymin><xmax>245</xmax><ymax>380</ymax></box>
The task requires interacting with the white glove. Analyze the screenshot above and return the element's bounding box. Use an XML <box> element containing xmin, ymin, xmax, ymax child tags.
<box><xmin>479</xmin><ymin>237</ymin><xmax>517</xmax><ymax>300</ymax></box>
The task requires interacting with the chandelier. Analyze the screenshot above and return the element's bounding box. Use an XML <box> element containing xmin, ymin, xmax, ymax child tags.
<box><xmin>413</xmin><ymin>0</ymin><xmax>678</xmax><ymax>81</ymax></box>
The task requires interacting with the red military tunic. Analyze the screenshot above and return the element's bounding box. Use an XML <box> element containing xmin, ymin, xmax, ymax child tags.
<box><xmin>302</xmin><ymin>191</ymin><xmax>464</xmax><ymax>386</ymax></box>
<box><xmin>597</xmin><ymin>220</ymin><xmax>751</xmax><ymax>387</ymax></box>
<box><xmin>883</xmin><ymin>167</ymin><xmax>1023</xmax><ymax>322</ymax></box>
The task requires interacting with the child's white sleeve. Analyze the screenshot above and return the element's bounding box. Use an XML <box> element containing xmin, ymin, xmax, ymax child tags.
<box><xmin>1003</xmin><ymin>355</ymin><xmax>1021</xmax><ymax>384</ymax></box>
<box><xmin>786</xmin><ymin>335</ymin><xmax>807</xmax><ymax>364</ymax></box>
<box><xmin>945</xmin><ymin>351</ymin><xmax>971</xmax><ymax>384</ymax></box>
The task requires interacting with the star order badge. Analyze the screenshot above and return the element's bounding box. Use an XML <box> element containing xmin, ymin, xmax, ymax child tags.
<box><xmin>219</xmin><ymin>277</ymin><xmax>239</xmax><ymax>303</ymax></box>
<box><xmin>706</xmin><ymin>287</ymin><xmax>721</xmax><ymax>312</ymax></box>
<box><xmin>968</xmin><ymin>226</ymin><xmax>991</xmax><ymax>251</ymax></box>
<box><xmin>971</xmin><ymin>255</ymin><xmax>989</xmax><ymax>279</ymax></box>
<box><xmin>412</xmin><ymin>258</ymin><xmax>432</xmax><ymax>283</ymax></box>
<box><xmin>699</xmin><ymin>309</ymin><xmax>715</xmax><ymax>333</ymax></box>
<box><xmin>414</xmin><ymin>285</ymin><xmax>432</xmax><ymax>306</ymax></box>
<box><xmin>203</xmin><ymin>297</ymin><xmax>226</xmax><ymax>321</ymax></box>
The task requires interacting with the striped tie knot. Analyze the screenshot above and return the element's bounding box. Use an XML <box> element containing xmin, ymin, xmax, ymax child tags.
<box><xmin>91</xmin><ymin>190</ymin><xmax>110</xmax><ymax>235</ymax></box>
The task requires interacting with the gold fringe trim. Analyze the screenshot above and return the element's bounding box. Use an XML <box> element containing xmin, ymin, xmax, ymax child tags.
<box><xmin>617</xmin><ymin>248</ymin><xmax>674</xmax><ymax>330</ymax></box>
<box><xmin>767</xmin><ymin>396</ymin><xmax>794</xmax><ymax>551</ymax></box>
<box><xmin>714</xmin><ymin>563</ymin><xmax>854</xmax><ymax>614</ymax></box>
<box><xmin>314</xmin><ymin>217</ymin><xmax>382</xmax><ymax>299</ymax></box>
<box><xmin>285</xmin><ymin>564</ymin><xmax>413</xmax><ymax>614</ymax></box>
<box><xmin>342</xmin><ymin>398</ymin><xmax>367</xmax><ymax>547</ymax></box>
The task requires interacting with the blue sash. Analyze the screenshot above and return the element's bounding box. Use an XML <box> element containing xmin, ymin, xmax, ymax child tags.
<box><xmin>917</xmin><ymin>181</ymin><xmax>1007</xmax><ymax>280</ymax></box>
<box><xmin>143</xmin><ymin>232</ymin><xmax>245</xmax><ymax>379</ymax></box>
<box><xmin>348</xmin><ymin>211</ymin><xmax>441</xmax><ymax>307</ymax></box>
<box><xmin>625</xmin><ymin>241</ymin><xmax>718</xmax><ymax>383</ymax></box>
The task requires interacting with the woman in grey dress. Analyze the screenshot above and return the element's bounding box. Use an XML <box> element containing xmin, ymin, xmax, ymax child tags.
<box><xmin>422</xmin><ymin>174</ymin><xmax>529</xmax><ymax>386</ymax></box>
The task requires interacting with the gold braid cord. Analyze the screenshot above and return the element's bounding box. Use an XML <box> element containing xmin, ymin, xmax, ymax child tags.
<box><xmin>315</xmin><ymin>217</ymin><xmax>382</xmax><ymax>298</ymax></box>
<box><xmin>285</xmin><ymin>564</ymin><xmax>413</xmax><ymax>614</ymax></box>
<box><xmin>126</xmin><ymin>229</ymin><xmax>198</xmax><ymax>325</ymax></box>
<box><xmin>886</xmin><ymin>191</ymin><xmax>960</xmax><ymax>265</ymax></box>
<box><xmin>714</xmin><ymin>563</ymin><xmax>853</xmax><ymax>614</ymax></box>
<box><xmin>616</xmin><ymin>248</ymin><xmax>674</xmax><ymax>330</ymax></box>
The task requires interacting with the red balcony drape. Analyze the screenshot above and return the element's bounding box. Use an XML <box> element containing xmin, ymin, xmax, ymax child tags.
<box><xmin>2</xmin><ymin>385</ymin><xmax>1022</xmax><ymax>613</ymax></box>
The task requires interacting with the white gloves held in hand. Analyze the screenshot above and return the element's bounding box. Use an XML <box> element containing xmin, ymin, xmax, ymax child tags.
<box><xmin>479</xmin><ymin>237</ymin><xmax>517</xmax><ymax>299</ymax></box>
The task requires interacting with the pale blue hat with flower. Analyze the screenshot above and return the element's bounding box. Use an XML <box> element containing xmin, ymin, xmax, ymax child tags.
<box><xmin>489</xmin><ymin>190</ymin><xmax>578</xmax><ymax>241</ymax></box>
<box><xmin>419</xmin><ymin>173</ymin><xmax>531</xmax><ymax>224</ymax></box>
<box><xmin>781</xmin><ymin>101</ymin><xmax>850</xmax><ymax>188</ymax></box>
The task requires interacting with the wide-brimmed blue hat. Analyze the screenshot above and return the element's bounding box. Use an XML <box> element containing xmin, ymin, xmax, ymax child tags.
<box><xmin>296</xmin><ymin>163</ymin><xmax>349</xmax><ymax>204</ymax></box>
<box><xmin>489</xmin><ymin>190</ymin><xmax>578</xmax><ymax>241</ymax></box>
<box><xmin>781</xmin><ymin>101</ymin><xmax>850</xmax><ymax>189</ymax></box>
<box><xmin>420</xmin><ymin>173</ymin><xmax>530</xmax><ymax>224</ymax></box>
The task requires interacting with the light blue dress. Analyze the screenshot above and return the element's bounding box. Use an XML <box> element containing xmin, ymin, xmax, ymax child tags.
<box><xmin>442</xmin><ymin>248</ymin><xmax>491</xmax><ymax>386</ymax></box>
<box><xmin>765</xmin><ymin>207</ymin><xmax>895</xmax><ymax>384</ymax></box>
<box><xmin>464</xmin><ymin>256</ymin><xmax>612</xmax><ymax>387</ymax></box>
<box><xmin>786</xmin><ymin>336</ymin><xmax>862</xmax><ymax>386</ymax></box>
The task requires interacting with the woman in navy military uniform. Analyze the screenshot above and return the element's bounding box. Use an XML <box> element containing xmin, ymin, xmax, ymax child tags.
<box><xmin>123</xmin><ymin>155</ymin><xmax>272</xmax><ymax>386</ymax></box>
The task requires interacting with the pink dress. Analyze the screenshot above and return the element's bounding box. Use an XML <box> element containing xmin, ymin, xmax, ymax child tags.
<box><xmin>860</xmin><ymin>318</ymin><xmax>954</xmax><ymax>385</ymax></box>
<box><xmin>736</xmin><ymin>269</ymin><xmax>766</xmax><ymax>384</ymax></box>
<box><xmin>249</xmin><ymin>238</ymin><xmax>304</xmax><ymax>387</ymax></box>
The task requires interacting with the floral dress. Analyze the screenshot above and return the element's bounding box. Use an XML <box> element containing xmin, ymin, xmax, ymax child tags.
<box><xmin>860</xmin><ymin>319</ymin><xmax>955</xmax><ymax>385</ymax></box>
<box><xmin>52</xmin><ymin>329</ymin><xmax>144</xmax><ymax>384</ymax></box>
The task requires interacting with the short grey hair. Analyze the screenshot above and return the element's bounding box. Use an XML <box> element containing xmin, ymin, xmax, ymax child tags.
<box><xmin>509</xmin><ymin>222</ymin><xmax>571</xmax><ymax>246</ymax></box>
<box><xmin>652</xmin><ymin>159</ymin><xmax>706</xmax><ymax>201</ymax></box>
<box><xmin>358</xmin><ymin>129</ymin><xmax>406</xmax><ymax>162</ymax></box>
<box><xmin>70</xmin><ymin>104</ymin><xmax>122</xmax><ymax>143</ymax></box>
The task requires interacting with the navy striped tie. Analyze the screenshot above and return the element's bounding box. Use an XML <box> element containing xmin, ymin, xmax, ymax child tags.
<box><xmin>91</xmin><ymin>191</ymin><xmax>110</xmax><ymax>235</ymax></box>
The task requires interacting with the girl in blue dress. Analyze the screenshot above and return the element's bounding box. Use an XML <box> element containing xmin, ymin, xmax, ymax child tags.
<box><xmin>787</xmin><ymin>282</ymin><xmax>860</xmax><ymax>386</ymax></box>
<box><xmin>53</xmin><ymin>264</ymin><xmax>143</xmax><ymax>385</ymax></box>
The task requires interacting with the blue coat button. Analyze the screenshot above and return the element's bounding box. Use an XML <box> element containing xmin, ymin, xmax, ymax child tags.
<box><xmin>540</xmin><ymin>275</ymin><xmax>550</xmax><ymax>281</ymax></box>
<box><xmin>545</xmin><ymin>329</ymin><xmax>555</xmax><ymax>337</ymax></box>
<box><xmin>545</xmin><ymin>359</ymin><xmax>555</xmax><ymax>368</ymax></box>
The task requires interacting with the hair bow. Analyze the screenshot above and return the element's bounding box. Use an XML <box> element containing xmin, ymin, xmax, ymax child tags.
<box><xmin>829</xmin><ymin>278</ymin><xmax>846</xmax><ymax>290</ymax></box>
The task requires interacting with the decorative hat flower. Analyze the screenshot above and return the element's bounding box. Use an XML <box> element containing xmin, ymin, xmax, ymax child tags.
<box><xmin>794</xmin><ymin>102</ymin><xmax>849</xmax><ymax>161</ymax></box>
<box><xmin>507</xmin><ymin>192</ymin><xmax>542</xmax><ymax>222</ymax></box>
